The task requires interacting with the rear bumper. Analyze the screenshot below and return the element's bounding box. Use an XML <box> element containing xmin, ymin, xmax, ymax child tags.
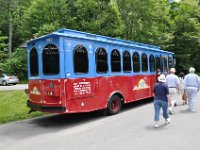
<box><xmin>6</xmin><ymin>79</ymin><xmax>19</xmax><ymax>84</ymax></box>
<box><xmin>27</xmin><ymin>100</ymin><xmax>66</xmax><ymax>112</ymax></box>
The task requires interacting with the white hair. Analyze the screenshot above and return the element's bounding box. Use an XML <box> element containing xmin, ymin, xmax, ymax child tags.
<box><xmin>189</xmin><ymin>67</ymin><xmax>195</xmax><ymax>73</ymax></box>
<box><xmin>170</xmin><ymin>68</ymin><xmax>176</xmax><ymax>73</ymax></box>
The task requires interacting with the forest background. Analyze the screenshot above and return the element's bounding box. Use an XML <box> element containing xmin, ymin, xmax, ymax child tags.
<box><xmin>0</xmin><ymin>0</ymin><xmax>199</xmax><ymax>80</ymax></box>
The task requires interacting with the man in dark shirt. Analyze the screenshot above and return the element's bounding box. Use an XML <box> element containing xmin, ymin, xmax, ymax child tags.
<box><xmin>153</xmin><ymin>74</ymin><xmax>171</xmax><ymax>128</ymax></box>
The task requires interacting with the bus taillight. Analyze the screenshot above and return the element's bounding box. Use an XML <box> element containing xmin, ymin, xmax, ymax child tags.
<box><xmin>47</xmin><ymin>90</ymin><xmax>60</xmax><ymax>97</ymax></box>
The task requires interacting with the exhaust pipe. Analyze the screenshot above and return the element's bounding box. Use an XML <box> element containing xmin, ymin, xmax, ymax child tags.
<box><xmin>28</xmin><ymin>109</ymin><xmax>36</xmax><ymax>114</ymax></box>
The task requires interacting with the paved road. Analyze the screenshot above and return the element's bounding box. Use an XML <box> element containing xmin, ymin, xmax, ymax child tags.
<box><xmin>0</xmin><ymin>84</ymin><xmax>28</xmax><ymax>91</ymax></box>
<box><xmin>0</xmin><ymin>94</ymin><xmax>200</xmax><ymax>150</ymax></box>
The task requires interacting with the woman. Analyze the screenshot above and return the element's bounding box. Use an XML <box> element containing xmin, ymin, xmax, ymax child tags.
<box><xmin>153</xmin><ymin>74</ymin><xmax>171</xmax><ymax>128</ymax></box>
<box><xmin>179</xmin><ymin>72</ymin><xmax>187</xmax><ymax>105</ymax></box>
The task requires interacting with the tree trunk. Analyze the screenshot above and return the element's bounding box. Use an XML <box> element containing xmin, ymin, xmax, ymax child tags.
<box><xmin>8</xmin><ymin>21</ymin><xmax>12</xmax><ymax>59</ymax></box>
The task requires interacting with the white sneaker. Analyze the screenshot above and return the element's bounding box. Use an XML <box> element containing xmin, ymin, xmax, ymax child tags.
<box><xmin>155</xmin><ymin>124</ymin><xmax>159</xmax><ymax>128</ymax></box>
<box><xmin>165</xmin><ymin>118</ymin><xmax>171</xmax><ymax>124</ymax></box>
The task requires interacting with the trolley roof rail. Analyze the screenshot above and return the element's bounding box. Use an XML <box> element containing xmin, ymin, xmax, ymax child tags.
<box><xmin>29</xmin><ymin>28</ymin><xmax>174</xmax><ymax>54</ymax></box>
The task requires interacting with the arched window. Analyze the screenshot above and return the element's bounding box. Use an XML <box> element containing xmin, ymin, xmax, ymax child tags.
<box><xmin>123</xmin><ymin>51</ymin><xmax>131</xmax><ymax>72</ymax></box>
<box><xmin>42</xmin><ymin>44</ymin><xmax>59</xmax><ymax>75</ymax></box>
<box><xmin>96</xmin><ymin>48</ymin><xmax>108</xmax><ymax>73</ymax></box>
<box><xmin>142</xmin><ymin>53</ymin><xmax>148</xmax><ymax>72</ymax></box>
<box><xmin>30</xmin><ymin>47</ymin><xmax>39</xmax><ymax>76</ymax></box>
<box><xmin>156</xmin><ymin>57</ymin><xmax>161</xmax><ymax>72</ymax></box>
<box><xmin>132</xmin><ymin>52</ymin><xmax>140</xmax><ymax>72</ymax></box>
<box><xmin>111</xmin><ymin>49</ymin><xmax>121</xmax><ymax>72</ymax></box>
<box><xmin>163</xmin><ymin>57</ymin><xmax>168</xmax><ymax>72</ymax></box>
<box><xmin>74</xmin><ymin>44</ymin><xmax>88</xmax><ymax>74</ymax></box>
<box><xmin>149</xmin><ymin>54</ymin><xmax>155</xmax><ymax>72</ymax></box>
<box><xmin>168</xmin><ymin>57</ymin><xmax>173</xmax><ymax>69</ymax></box>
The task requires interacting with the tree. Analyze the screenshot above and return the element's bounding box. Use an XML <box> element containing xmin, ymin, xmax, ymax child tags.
<box><xmin>0</xmin><ymin>0</ymin><xmax>31</xmax><ymax>57</ymax></box>
<box><xmin>22</xmin><ymin>0</ymin><xmax>72</xmax><ymax>39</ymax></box>
<box><xmin>0</xmin><ymin>31</ymin><xmax>8</xmax><ymax>63</ymax></box>
<box><xmin>116</xmin><ymin>0</ymin><xmax>172</xmax><ymax>48</ymax></box>
<box><xmin>0</xmin><ymin>48</ymin><xmax>27</xmax><ymax>79</ymax></box>
<box><xmin>170</xmin><ymin>0</ymin><xmax>200</xmax><ymax>72</ymax></box>
<box><xmin>70</xmin><ymin>0</ymin><xmax>123</xmax><ymax>37</ymax></box>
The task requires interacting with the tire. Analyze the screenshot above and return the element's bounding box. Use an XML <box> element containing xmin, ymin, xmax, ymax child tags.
<box><xmin>107</xmin><ymin>95</ymin><xmax>122</xmax><ymax>115</ymax></box>
<box><xmin>2</xmin><ymin>80</ymin><xmax>7</xmax><ymax>86</ymax></box>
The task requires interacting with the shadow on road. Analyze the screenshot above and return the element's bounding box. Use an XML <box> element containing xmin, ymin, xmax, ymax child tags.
<box><xmin>0</xmin><ymin>98</ymin><xmax>153</xmax><ymax>140</ymax></box>
<box><xmin>30</xmin><ymin>97</ymin><xmax>153</xmax><ymax>129</ymax></box>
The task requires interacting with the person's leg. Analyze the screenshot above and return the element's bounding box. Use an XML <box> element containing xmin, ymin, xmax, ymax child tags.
<box><xmin>168</xmin><ymin>88</ymin><xmax>177</xmax><ymax>114</ymax></box>
<box><xmin>187</xmin><ymin>89</ymin><xmax>193</xmax><ymax>111</ymax></box>
<box><xmin>162</xmin><ymin>101</ymin><xmax>171</xmax><ymax>124</ymax></box>
<box><xmin>190</xmin><ymin>89</ymin><xmax>198</xmax><ymax>111</ymax></box>
<box><xmin>154</xmin><ymin>100</ymin><xmax>161</xmax><ymax>127</ymax></box>
<box><xmin>162</xmin><ymin>101</ymin><xmax>169</xmax><ymax>119</ymax></box>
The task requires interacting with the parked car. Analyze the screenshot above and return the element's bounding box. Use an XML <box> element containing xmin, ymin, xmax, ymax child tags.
<box><xmin>0</xmin><ymin>74</ymin><xmax>19</xmax><ymax>85</ymax></box>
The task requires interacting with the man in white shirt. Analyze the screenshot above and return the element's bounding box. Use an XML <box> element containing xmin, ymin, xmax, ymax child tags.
<box><xmin>184</xmin><ymin>67</ymin><xmax>200</xmax><ymax>112</ymax></box>
<box><xmin>166</xmin><ymin>68</ymin><xmax>180</xmax><ymax>114</ymax></box>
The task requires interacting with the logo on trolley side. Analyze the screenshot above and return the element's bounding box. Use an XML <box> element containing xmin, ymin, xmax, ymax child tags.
<box><xmin>30</xmin><ymin>87</ymin><xmax>41</xmax><ymax>95</ymax></box>
<box><xmin>133</xmin><ymin>79</ymin><xmax>150</xmax><ymax>91</ymax></box>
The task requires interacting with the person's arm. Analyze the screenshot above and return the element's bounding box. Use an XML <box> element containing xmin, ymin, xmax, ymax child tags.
<box><xmin>197</xmin><ymin>75</ymin><xmax>200</xmax><ymax>92</ymax></box>
<box><xmin>153</xmin><ymin>86</ymin><xmax>156</xmax><ymax>96</ymax></box>
<box><xmin>177</xmin><ymin>84</ymin><xmax>180</xmax><ymax>95</ymax></box>
<box><xmin>176</xmin><ymin>76</ymin><xmax>181</xmax><ymax>95</ymax></box>
<box><xmin>167</xmin><ymin>94</ymin><xmax>171</xmax><ymax>105</ymax></box>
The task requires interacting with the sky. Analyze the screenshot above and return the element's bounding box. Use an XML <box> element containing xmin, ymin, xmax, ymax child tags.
<box><xmin>168</xmin><ymin>0</ymin><xmax>181</xmax><ymax>2</ymax></box>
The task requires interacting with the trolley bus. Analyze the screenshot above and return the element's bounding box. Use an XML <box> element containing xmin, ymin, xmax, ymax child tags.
<box><xmin>27</xmin><ymin>29</ymin><xmax>174</xmax><ymax>115</ymax></box>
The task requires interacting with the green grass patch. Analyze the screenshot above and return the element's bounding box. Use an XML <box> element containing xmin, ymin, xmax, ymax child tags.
<box><xmin>0</xmin><ymin>90</ymin><xmax>45</xmax><ymax>124</ymax></box>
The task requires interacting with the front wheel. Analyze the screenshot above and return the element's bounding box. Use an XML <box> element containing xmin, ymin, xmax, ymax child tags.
<box><xmin>107</xmin><ymin>95</ymin><xmax>122</xmax><ymax>115</ymax></box>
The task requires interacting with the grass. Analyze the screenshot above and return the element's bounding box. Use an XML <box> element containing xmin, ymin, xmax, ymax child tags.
<box><xmin>0</xmin><ymin>90</ymin><xmax>45</xmax><ymax>124</ymax></box>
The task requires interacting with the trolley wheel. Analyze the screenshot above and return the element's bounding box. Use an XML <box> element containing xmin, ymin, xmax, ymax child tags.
<box><xmin>107</xmin><ymin>95</ymin><xmax>122</xmax><ymax>115</ymax></box>
<box><xmin>2</xmin><ymin>80</ymin><xmax>7</xmax><ymax>86</ymax></box>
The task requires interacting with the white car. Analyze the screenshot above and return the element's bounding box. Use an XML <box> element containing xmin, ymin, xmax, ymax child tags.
<box><xmin>0</xmin><ymin>74</ymin><xmax>19</xmax><ymax>85</ymax></box>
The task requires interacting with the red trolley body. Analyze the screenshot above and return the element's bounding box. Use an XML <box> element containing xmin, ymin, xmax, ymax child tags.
<box><xmin>27</xmin><ymin>29</ymin><xmax>174</xmax><ymax>115</ymax></box>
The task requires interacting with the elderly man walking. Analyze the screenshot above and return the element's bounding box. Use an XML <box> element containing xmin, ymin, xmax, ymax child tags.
<box><xmin>166</xmin><ymin>68</ymin><xmax>180</xmax><ymax>114</ymax></box>
<box><xmin>184</xmin><ymin>67</ymin><xmax>200</xmax><ymax>112</ymax></box>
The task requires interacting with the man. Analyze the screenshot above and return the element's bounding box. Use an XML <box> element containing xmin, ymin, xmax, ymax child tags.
<box><xmin>165</xmin><ymin>68</ymin><xmax>180</xmax><ymax>114</ymax></box>
<box><xmin>184</xmin><ymin>67</ymin><xmax>200</xmax><ymax>112</ymax></box>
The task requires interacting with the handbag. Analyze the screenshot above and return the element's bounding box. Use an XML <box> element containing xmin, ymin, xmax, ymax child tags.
<box><xmin>182</xmin><ymin>92</ymin><xmax>187</xmax><ymax>102</ymax></box>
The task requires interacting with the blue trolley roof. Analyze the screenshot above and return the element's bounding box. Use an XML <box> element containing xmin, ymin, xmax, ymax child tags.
<box><xmin>28</xmin><ymin>28</ymin><xmax>174</xmax><ymax>54</ymax></box>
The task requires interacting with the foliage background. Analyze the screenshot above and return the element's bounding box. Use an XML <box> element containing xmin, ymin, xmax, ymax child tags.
<box><xmin>0</xmin><ymin>0</ymin><xmax>199</xmax><ymax>79</ymax></box>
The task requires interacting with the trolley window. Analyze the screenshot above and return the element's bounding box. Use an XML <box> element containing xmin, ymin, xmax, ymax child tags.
<box><xmin>132</xmin><ymin>52</ymin><xmax>140</xmax><ymax>72</ymax></box>
<box><xmin>168</xmin><ymin>57</ymin><xmax>173</xmax><ymax>69</ymax></box>
<box><xmin>123</xmin><ymin>51</ymin><xmax>131</xmax><ymax>72</ymax></box>
<box><xmin>163</xmin><ymin>57</ymin><xmax>168</xmax><ymax>72</ymax></box>
<box><xmin>156</xmin><ymin>57</ymin><xmax>161</xmax><ymax>71</ymax></box>
<box><xmin>111</xmin><ymin>49</ymin><xmax>121</xmax><ymax>72</ymax></box>
<box><xmin>74</xmin><ymin>44</ymin><xmax>88</xmax><ymax>74</ymax></box>
<box><xmin>96</xmin><ymin>48</ymin><xmax>108</xmax><ymax>73</ymax></box>
<box><xmin>149</xmin><ymin>54</ymin><xmax>155</xmax><ymax>72</ymax></box>
<box><xmin>42</xmin><ymin>44</ymin><xmax>59</xmax><ymax>75</ymax></box>
<box><xmin>142</xmin><ymin>53</ymin><xmax>148</xmax><ymax>72</ymax></box>
<box><xmin>30</xmin><ymin>47</ymin><xmax>39</xmax><ymax>76</ymax></box>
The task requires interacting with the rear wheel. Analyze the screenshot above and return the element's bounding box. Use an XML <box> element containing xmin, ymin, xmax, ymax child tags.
<box><xmin>107</xmin><ymin>95</ymin><xmax>122</xmax><ymax>115</ymax></box>
<box><xmin>2</xmin><ymin>80</ymin><xmax>7</xmax><ymax>86</ymax></box>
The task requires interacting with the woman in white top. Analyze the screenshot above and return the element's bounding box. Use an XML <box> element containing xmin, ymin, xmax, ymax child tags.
<box><xmin>179</xmin><ymin>72</ymin><xmax>187</xmax><ymax>104</ymax></box>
